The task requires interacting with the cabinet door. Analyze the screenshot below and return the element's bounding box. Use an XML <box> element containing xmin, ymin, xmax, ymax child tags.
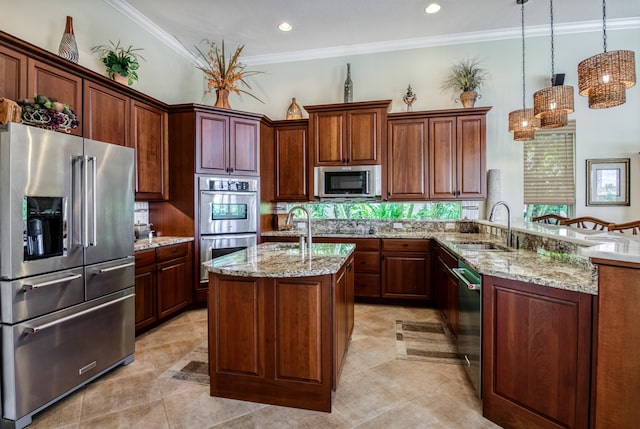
<box><xmin>156</xmin><ymin>256</ymin><xmax>190</xmax><ymax>319</ymax></box>
<box><xmin>381</xmin><ymin>252</ymin><xmax>431</xmax><ymax>299</ymax></box>
<box><xmin>334</xmin><ymin>263</ymin><xmax>348</xmax><ymax>386</ymax></box>
<box><xmin>0</xmin><ymin>45</ymin><xmax>27</xmax><ymax>101</ymax></box>
<box><xmin>27</xmin><ymin>59</ymin><xmax>83</xmax><ymax>136</ymax></box>
<box><xmin>230</xmin><ymin>116</ymin><xmax>259</xmax><ymax>176</ymax></box>
<box><xmin>482</xmin><ymin>275</ymin><xmax>592</xmax><ymax>429</ymax></box>
<box><xmin>275</xmin><ymin>125</ymin><xmax>308</xmax><ymax>201</ymax></box>
<box><xmin>347</xmin><ymin>109</ymin><xmax>381</xmax><ymax>164</ymax></box>
<box><xmin>312</xmin><ymin>111</ymin><xmax>346</xmax><ymax>165</ymax></box>
<box><xmin>83</xmin><ymin>80</ymin><xmax>130</xmax><ymax>146</ymax></box>
<box><xmin>428</xmin><ymin>117</ymin><xmax>457</xmax><ymax>199</ymax></box>
<box><xmin>131</xmin><ymin>100</ymin><xmax>168</xmax><ymax>200</ymax></box>
<box><xmin>134</xmin><ymin>263</ymin><xmax>157</xmax><ymax>333</ymax></box>
<box><xmin>456</xmin><ymin>115</ymin><xmax>486</xmax><ymax>198</ymax></box>
<box><xmin>387</xmin><ymin>119</ymin><xmax>428</xmax><ymax>200</ymax></box>
<box><xmin>197</xmin><ymin>112</ymin><xmax>228</xmax><ymax>174</ymax></box>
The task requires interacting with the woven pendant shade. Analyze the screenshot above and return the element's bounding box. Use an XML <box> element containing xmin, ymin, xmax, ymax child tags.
<box><xmin>578</xmin><ymin>50</ymin><xmax>636</xmax><ymax>109</ymax></box>
<box><xmin>539</xmin><ymin>110</ymin><xmax>568</xmax><ymax>129</ymax></box>
<box><xmin>533</xmin><ymin>85</ymin><xmax>574</xmax><ymax>128</ymax></box>
<box><xmin>514</xmin><ymin>129</ymin><xmax>536</xmax><ymax>141</ymax></box>
<box><xmin>509</xmin><ymin>108</ymin><xmax>540</xmax><ymax>140</ymax></box>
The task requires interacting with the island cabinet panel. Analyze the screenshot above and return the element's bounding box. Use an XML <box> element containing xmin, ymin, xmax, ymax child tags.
<box><xmin>482</xmin><ymin>275</ymin><xmax>592</xmax><ymax>429</ymax></box>
<box><xmin>333</xmin><ymin>256</ymin><xmax>354</xmax><ymax>387</ymax></box>
<box><xmin>275</xmin><ymin>280</ymin><xmax>322</xmax><ymax>382</ymax></box>
<box><xmin>83</xmin><ymin>80</ymin><xmax>130</xmax><ymax>147</ymax></box>
<box><xmin>27</xmin><ymin>58</ymin><xmax>83</xmax><ymax>136</ymax></box>
<box><xmin>386</xmin><ymin>118</ymin><xmax>429</xmax><ymax>200</ymax></box>
<box><xmin>213</xmin><ymin>277</ymin><xmax>261</xmax><ymax>375</ymax></box>
<box><xmin>0</xmin><ymin>45</ymin><xmax>27</xmax><ymax>101</ymax></box>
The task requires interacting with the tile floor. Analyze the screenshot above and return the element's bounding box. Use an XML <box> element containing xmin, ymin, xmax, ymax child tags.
<box><xmin>29</xmin><ymin>304</ymin><xmax>502</xmax><ymax>428</ymax></box>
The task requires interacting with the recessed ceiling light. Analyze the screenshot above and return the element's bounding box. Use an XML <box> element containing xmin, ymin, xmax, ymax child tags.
<box><xmin>425</xmin><ymin>3</ymin><xmax>441</xmax><ymax>14</ymax></box>
<box><xmin>278</xmin><ymin>22</ymin><xmax>292</xmax><ymax>32</ymax></box>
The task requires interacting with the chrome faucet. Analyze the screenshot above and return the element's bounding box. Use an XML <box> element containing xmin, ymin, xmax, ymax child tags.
<box><xmin>286</xmin><ymin>206</ymin><xmax>313</xmax><ymax>254</ymax></box>
<box><xmin>489</xmin><ymin>201</ymin><xmax>513</xmax><ymax>248</ymax></box>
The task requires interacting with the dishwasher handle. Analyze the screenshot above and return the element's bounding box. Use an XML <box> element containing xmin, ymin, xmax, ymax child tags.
<box><xmin>452</xmin><ymin>267</ymin><xmax>482</xmax><ymax>291</ymax></box>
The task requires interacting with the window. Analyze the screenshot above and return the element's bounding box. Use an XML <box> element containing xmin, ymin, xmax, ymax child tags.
<box><xmin>285</xmin><ymin>202</ymin><xmax>462</xmax><ymax>220</ymax></box>
<box><xmin>523</xmin><ymin>122</ymin><xmax>575</xmax><ymax>221</ymax></box>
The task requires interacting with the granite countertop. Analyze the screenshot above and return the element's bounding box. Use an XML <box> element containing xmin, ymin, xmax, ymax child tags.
<box><xmin>134</xmin><ymin>236</ymin><xmax>194</xmax><ymax>252</ymax></box>
<box><xmin>203</xmin><ymin>242</ymin><xmax>355</xmax><ymax>278</ymax></box>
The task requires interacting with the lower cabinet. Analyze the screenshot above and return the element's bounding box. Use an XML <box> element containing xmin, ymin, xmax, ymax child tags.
<box><xmin>381</xmin><ymin>239</ymin><xmax>431</xmax><ymax>300</ymax></box>
<box><xmin>334</xmin><ymin>255</ymin><xmax>354</xmax><ymax>386</ymax></box>
<box><xmin>134</xmin><ymin>241</ymin><xmax>192</xmax><ymax>334</ymax></box>
<box><xmin>482</xmin><ymin>275</ymin><xmax>592</xmax><ymax>429</ymax></box>
<box><xmin>434</xmin><ymin>243</ymin><xmax>458</xmax><ymax>336</ymax></box>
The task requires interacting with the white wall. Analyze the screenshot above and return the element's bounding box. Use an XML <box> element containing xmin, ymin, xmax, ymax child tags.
<box><xmin>3</xmin><ymin>4</ymin><xmax>639</xmax><ymax>222</ymax></box>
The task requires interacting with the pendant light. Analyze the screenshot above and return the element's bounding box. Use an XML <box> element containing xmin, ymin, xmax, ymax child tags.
<box><xmin>509</xmin><ymin>0</ymin><xmax>540</xmax><ymax>141</ymax></box>
<box><xmin>533</xmin><ymin>0</ymin><xmax>574</xmax><ymax>129</ymax></box>
<box><xmin>577</xmin><ymin>0</ymin><xmax>636</xmax><ymax>109</ymax></box>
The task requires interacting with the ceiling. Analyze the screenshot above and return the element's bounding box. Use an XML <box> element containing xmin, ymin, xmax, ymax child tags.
<box><xmin>109</xmin><ymin>0</ymin><xmax>640</xmax><ymax>64</ymax></box>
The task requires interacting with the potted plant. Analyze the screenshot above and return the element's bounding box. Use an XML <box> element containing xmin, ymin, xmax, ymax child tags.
<box><xmin>91</xmin><ymin>40</ymin><xmax>145</xmax><ymax>86</ymax></box>
<box><xmin>442</xmin><ymin>57</ymin><xmax>488</xmax><ymax>108</ymax></box>
<box><xmin>194</xmin><ymin>39</ymin><xmax>263</xmax><ymax>109</ymax></box>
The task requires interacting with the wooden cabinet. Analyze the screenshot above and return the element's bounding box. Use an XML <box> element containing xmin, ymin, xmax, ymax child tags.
<box><xmin>333</xmin><ymin>255</ymin><xmax>354</xmax><ymax>387</ymax></box>
<box><xmin>134</xmin><ymin>242</ymin><xmax>192</xmax><ymax>334</ymax></box>
<box><xmin>132</xmin><ymin>99</ymin><xmax>169</xmax><ymax>200</ymax></box>
<box><xmin>482</xmin><ymin>275</ymin><xmax>592</xmax><ymax>429</ymax></box>
<box><xmin>434</xmin><ymin>243</ymin><xmax>458</xmax><ymax>336</ymax></box>
<box><xmin>381</xmin><ymin>239</ymin><xmax>431</xmax><ymax>300</ymax></box>
<box><xmin>386</xmin><ymin>117</ymin><xmax>429</xmax><ymax>200</ymax></box>
<box><xmin>306</xmin><ymin>100</ymin><xmax>390</xmax><ymax>167</ymax></box>
<box><xmin>197</xmin><ymin>111</ymin><xmax>259</xmax><ymax>176</ymax></box>
<box><xmin>83</xmin><ymin>80</ymin><xmax>130</xmax><ymax>147</ymax></box>
<box><xmin>27</xmin><ymin>58</ymin><xmax>83</xmax><ymax>136</ymax></box>
<box><xmin>429</xmin><ymin>114</ymin><xmax>486</xmax><ymax>199</ymax></box>
<box><xmin>273</xmin><ymin>122</ymin><xmax>308</xmax><ymax>201</ymax></box>
<box><xmin>0</xmin><ymin>44</ymin><xmax>27</xmax><ymax>101</ymax></box>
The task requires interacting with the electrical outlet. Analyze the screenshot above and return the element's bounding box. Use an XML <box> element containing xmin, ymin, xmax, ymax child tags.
<box><xmin>393</xmin><ymin>222</ymin><xmax>403</xmax><ymax>229</ymax></box>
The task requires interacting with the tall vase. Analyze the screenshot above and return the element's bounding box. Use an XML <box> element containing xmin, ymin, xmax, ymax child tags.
<box><xmin>215</xmin><ymin>89</ymin><xmax>231</xmax><ymax>109</ymax></box>
<box><xmin>344</xmin><ymin>63</ymin><xmax>353</xmax><ymax>103</ymax></box>
<box><xmin>286</xmin><ymin>97</ymin><xmax>302</xmax><ymax>119</ymax></box>
<box><xmin>58</xmin><ymin>16</ymin><xmax>79</xmax><ymax>63</ymax></box>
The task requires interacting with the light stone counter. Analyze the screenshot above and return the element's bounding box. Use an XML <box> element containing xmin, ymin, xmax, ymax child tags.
<box><xmin>134</xmin><ymin>236</ymin><xmax>194</xmax><ymax>252</ymax></box>
<box><xmin>203</xmin><ymin>242</ymin><xmax>355</xmax><ymax>278</ymax></box>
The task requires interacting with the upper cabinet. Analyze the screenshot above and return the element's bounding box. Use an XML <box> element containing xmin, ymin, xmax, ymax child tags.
<box><xmin>305</xmin><ymin>100</ymin><xmax>390</xmax><ymax>166</ymax></box>
<box><xmin>0</xmin><ymin>45</ymin><xmax>27</xmax><ymax>101</ymax></box>
<box><xmin>83</xmin><ymin>80</ymin><xmax>131</xmax><ymax>147</ymax></box>
<box><xmin>273</xmin><ymin>122</ymin><xmax>309</xmax><ymax>201</ymax></box>
<box><xmin>386</xmin><ymin>117</ymin><xmax>429</xmax><ymax>200</ymax></box>
<box><xmin>197</xmin><ymin>111</ymin><xmax>259</xmax><ymax>176</ymax></box>
<box><xmin>132</xmin><ymin>99</ymin><xmax>169</xmax><ymax>200</ymax></box>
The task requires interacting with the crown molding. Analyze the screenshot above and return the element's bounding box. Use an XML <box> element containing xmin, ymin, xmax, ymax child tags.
<box><xmin>104</xmin><ymin>0</ymin><xmax>640</xmax><ymax>66</ymax></box>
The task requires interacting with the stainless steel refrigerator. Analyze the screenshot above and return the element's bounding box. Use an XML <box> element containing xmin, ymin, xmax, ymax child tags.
<box><xmin>0</xmin><ymin>123</ymin><xmax>135</xmax><ymax>429</ymax></box>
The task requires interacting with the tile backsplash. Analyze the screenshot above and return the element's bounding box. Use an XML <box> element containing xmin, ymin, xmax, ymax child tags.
<box><xmin>134</xmin><ymin>201</ymin><xmax>149</xmax><ymax>225</ymax></box>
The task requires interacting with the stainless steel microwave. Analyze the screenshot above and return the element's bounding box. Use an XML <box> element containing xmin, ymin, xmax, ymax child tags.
<box><xmin>315</xmin><ymin>165</ymin><xmax>381</xmax><ymax>198</ymax></box>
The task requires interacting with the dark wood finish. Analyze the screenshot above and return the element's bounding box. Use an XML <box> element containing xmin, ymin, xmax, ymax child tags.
<box><xmin>27</xmin><ymin>58</ymin><xmax>83</xmax><ymax>136</ymax></box>
<box><xmin>433</xmin><ymin>243</ymin><xmax>458</xmax><ymax>335</ymax></box>
<box><xmin>259</xmin><ymin>120</ymin><xmax>276</xmax><ymax>233</ymax></box>
<box><xmin>156</xmin><ymin>241</ymin><xmax>189</xmax><ymax>261</ymax></box>
<box><xmin>0</xmin><ymin>44</ymin><xmax>27</xmax><ymax>101</ymax></box>
<box><xmin>353</xmin><ymin>273</ymin><xmax>381</xmax><ymax>297</ymax></box>
<box><xmin>428</xmin><ymin>117</ymin><xmax>456</xmax><ymax>199</ymax></box>
<box><xmin>274</xmin><ymin>124</ymin><xmax>308</xmax><ymax>201</ymax></box>
<box><xmin>386</xmin><ymin>117</ymin><xmax>429</xmax><ymax>200</ymax></box>
<box><xmin>134</xmin><ymin>249</ymin><xmax>157</xmax><ymax>332</ymax></box>
<box><xmin>333</xmin><ymin>256</ymin><xmax>354</xmax><ymax>387</ymax></box>
<box><xmin>346</xmin><ymin>109</ymin><xmax>383</xmax><ymax>164</ymax></box>
<box><xmin>156</xmin><ymin>244</ymin><xmax>191</xmax><ymax>319</ymax></box>
<box><xmin>311</xmin><ymin>111</ymin><xmax>345</xmax><ymax>164</ymax></box>
<box><xmin>559</xmin><ymin>216</ymin><xmax>611</xmax><ymax>231</ymax></box>
<box><xmin>381</xmin><ymin>238</ymin><xmax>431</xmax><ymax>252</ymax></box>
<box><xmin>354</xmin><ymin>251</ymin><xmax>380</xmax><ymax>273</ymax></box>
<box><xmin>131</xmin><ymin>99</ymin><xmax>168</xmax><ymax>200</ymax></box>
<box><xmin>532</xmin><ymin>213</ymin><xmax>569</xmax><ymax>225</ymax></box>
<box><xmin>482</xmin><ymin>275</ymin><xmax>592</xmax><ymax>429</ymax></box>
<box><xmin>230</xmin><ymin>116</ymin><xmax>260</xmax><ymax>176</ymax></box>
<box><xmin>590</xmin><ymin>260</ymin><xmax>640</xmax><ymax>429</ymax></box>
<box><xmin>381</xmin><ymin>239</ymin><xmax>431</xmax><ymax>300</ymax></box>
<box><xmin>83</xmin><ymin>80</ymin><xmax>130</xmax><ymax>147</ymax></box>
<box><xmin>606</xmin><ymin>219</ymin><xmax>640</xmax><ymax>234</ymax></box>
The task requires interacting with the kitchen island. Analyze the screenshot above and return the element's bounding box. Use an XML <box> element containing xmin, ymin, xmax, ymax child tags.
<box><xmin>203</xmin><ymin>242</ymin><xmax>355</xmax><ymax>412</ymax></box>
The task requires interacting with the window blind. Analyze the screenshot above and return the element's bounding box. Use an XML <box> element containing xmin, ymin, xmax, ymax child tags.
<box><xmin>523</xmin><ymin>123</ymin><xmax>575</xmax><ymax>205</ymax></box>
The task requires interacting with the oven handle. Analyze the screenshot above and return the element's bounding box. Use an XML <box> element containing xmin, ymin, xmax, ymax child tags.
<box><xmin>98</xmin><ymin>262</ymin><xmax>135</xmax><ymax>274</ymax></box>
<box><xmin>23</xmin><ymin>274</ymin><xmax>83</xmax><ymax>292</ymax></box>
<box><xmin>23</xmin><ymin>294</ymin><xmax>133</xmax><ymax>335</ymax></box>
<box><xmin>365</xmin><ymin>170</ymin><xmax>370</xmax><ymax>194</ymax></box>
<box><xmin>452</xmin><ymin>267</ymin><xmax>481</xmax><ymax>291</ymax></box>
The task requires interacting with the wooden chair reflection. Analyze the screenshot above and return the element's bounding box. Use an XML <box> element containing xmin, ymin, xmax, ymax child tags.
<box><xmin>531</xmin><ymin>214</ymin><xmax>569</xmax><ymax>225</ymax></box>
<box><xmin>558</xmin><ymin>216</ymin><xmax>611</xmax><ymax>231</ymax></box>
<box><xmin>607</xmin><ymin>220</ymin><xmax>640</xmax><ymax>235</ymax></box>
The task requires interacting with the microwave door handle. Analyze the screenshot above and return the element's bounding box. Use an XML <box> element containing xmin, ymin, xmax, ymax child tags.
<box><xmin>365</xmin><ymin>170</ymin><xmax>370</xmax><ymax>194</ymax></box>
<box><xmin>89</xmin><ymin>156</ymin><xmax>97</xmax><ymax>247</ymax></box>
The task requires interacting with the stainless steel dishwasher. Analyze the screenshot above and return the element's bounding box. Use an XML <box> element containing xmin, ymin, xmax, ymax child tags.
<box><xmin>452</xmin><ymin>260</ymin><xmax>482</xmax><ymax>397</ymax></box>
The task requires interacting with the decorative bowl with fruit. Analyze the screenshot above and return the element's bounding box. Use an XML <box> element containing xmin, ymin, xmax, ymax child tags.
<box><xmin>17</xmin><ymin>95</ymin><xmax>79</xmax><ymax>132</ymax></box>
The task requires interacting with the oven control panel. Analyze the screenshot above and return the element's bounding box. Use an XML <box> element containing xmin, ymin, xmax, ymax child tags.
<box><xmin>200</xmin><ymin>177</ymin><xmax>258</xmax><ymax>192</ymax></box>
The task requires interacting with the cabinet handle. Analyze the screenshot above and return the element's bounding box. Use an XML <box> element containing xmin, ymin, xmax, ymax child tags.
<box><xmin>402</xmin><ymin>243</ymin><xmax>409</xmax><ymax>247</ymax></box>
<box><xmin>347</xmin><ymin>263</ymin><xmax>352</xmax><ymax>271</ymax></box>
<box><xmin>229</xmin><ymin>167</ymin><xmax>234</xmax><ymax>173</ymax></box>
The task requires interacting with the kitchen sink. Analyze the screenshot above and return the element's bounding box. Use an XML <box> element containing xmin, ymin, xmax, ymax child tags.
<box><xmin>453</xmin><ymin>242</ymin><xmax>511</xmax><ymax>252</ymax></box>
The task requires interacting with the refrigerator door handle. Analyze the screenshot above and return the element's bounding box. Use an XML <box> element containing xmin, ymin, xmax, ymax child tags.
<box><xmin>82</xmin><ymin>155</ymin><xmax>89</xmax><ymax>248</ymax></box>
<box><xmin>89</xmin><ymin>156</ymin><xmax>98</xmax><ymax>247</ymax></box>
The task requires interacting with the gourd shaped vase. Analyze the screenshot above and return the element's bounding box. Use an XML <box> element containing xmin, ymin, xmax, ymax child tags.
<box><xmin>58</xmin><ymin>16</ymin><xmax>79</xmax><ymax>63</ymax></box>
<box><xmin>286</xmin><ymin>97</ymin><xmax>302</xmax><ymax>119</ymax></box>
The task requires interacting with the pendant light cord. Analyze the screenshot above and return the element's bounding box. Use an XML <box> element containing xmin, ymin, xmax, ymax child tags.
<box><xmin>602</xmin><ymin>0</ymin><xmax>608</xmax><ymax>52</ymax></box>
<box><xmin>521</xmin><ymin>2</ymin><xmax>527</xmax><ymax>109</ymax></box>
<box><xmin>549</xmin><ymin>0</ymin><xmax>555</xmax><ymax>85</ymax></box>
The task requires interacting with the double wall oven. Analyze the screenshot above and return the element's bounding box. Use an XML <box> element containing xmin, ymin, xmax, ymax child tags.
<box><xmin>0</xmin><ymin>124</ymin><xmax>135</xmax><ymax>429</ymax></box>
<box><xmin>198</xmin><ymin>177</ymin><xmax>258</xmax><ymax>282</ymax></box>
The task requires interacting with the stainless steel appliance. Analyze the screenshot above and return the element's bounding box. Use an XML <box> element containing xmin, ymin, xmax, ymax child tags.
<box><xmin>198</xmin><ymin>176</ymin><xmax>257</xmax><ymax>281</ymax></box>
<box><xmin>0</xmin><ymin>123</ymin><xmax>135</xmax><ymax>429</ymax></box>
<box><xmin>452</xmin><ymin>261</ymin><xmax>482</xmax><ymax>397</ymax></box>
<box><xmin>314</xmin><ymin>165</ymin><xmax>381</xmax><ymax>198</ymax></box>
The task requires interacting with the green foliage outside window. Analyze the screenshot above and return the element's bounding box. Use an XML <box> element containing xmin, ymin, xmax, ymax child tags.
<box><xmin>287</xmin><ymin>202</ymin><xmax>461</xmax><ymax>220</ymax></box>
<box><xmin>523</xmin><ymin>204</ymin><xmax>569</xmax><ymax>221</ymax></box>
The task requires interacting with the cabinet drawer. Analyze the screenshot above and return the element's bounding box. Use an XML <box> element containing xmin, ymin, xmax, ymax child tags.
<box><xmin>135</xmin><ymin>249</ymin><xmax>156</xmax><ymax>267</ymax></box>
<box><xmin>436</xmin><ymin>245</ymin><xmax>456</xmax><ymax>268</ymax></box>
<box><xmin>354</xmin><ymin>251</ymin><xmax>380</xmax><ymax>273</ymax></box>
<box><xmin>354</xmin><ymin>273</ymin><xmax>380</xmax><ymax>297</ymax></box>
<box><xmin>382</xmin><ymin>239</ymin><xmax>431</xmax><ymax>252</ymax></box>
<box><xmin>156</xmin><ymin>242</ymin><xmax>189</xmax><ymax>262</ymax></box>
<box><xmin>315</xmin><ymin>237</ymin><xmax>380</xmax><ymax>251</ymax></box>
